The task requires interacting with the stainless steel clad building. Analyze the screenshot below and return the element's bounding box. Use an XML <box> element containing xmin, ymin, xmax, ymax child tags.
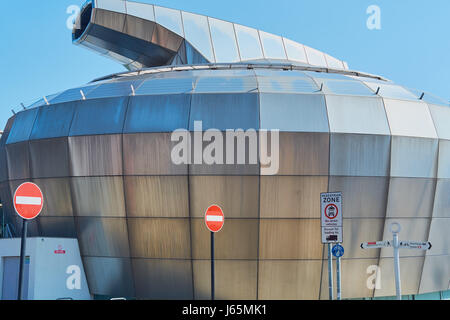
<box><xmin>0</xmin><ymin>0</ymin><xmax>449</xmax><ymax>299</ymax></box>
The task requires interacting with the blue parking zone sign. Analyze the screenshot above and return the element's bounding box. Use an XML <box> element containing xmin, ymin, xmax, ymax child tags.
<box><xmin>332</xmin><ymin>244</ymin><xmax>344</xmax><ymax>258</ymax></box>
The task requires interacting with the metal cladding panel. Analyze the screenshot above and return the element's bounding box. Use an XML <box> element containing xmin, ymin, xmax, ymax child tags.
<box><xmin>71</xmin><ymin>177</ymin><xmax>126</xmax><ymax>217</ymax></box>
<box><xmin>189</xmin><ymin>94</ymin><xmax>259</xmax><ymax>131</ymax></box>
<box><xmin>29</xmin><ymin>102</ymin><xmax>76</xmax><ymax>140</ymax></box>
<box><xmin>86</xmin><ymin>79</ymin><xmax>144</xmax><ymax>99</ymax></box>
<box><xmin>0</xmin><ymin>118</ymin><xmax>14</xmax><ymax>182</ymax></box>
<box><xmin>135</xmin><ymin>77</ymin><xmax>193</xmax><ymax>95</ymax></box>
<box><xmin>29</xmin><ymin>138</ymin><xmax>70</xmax><ymax>179</ymax></box>
<box><xmin>433</xmin><ymin>179</ymin><xmax>450</xmax><ymax>218</ymax></box>
<box><xmin>182</xmin><ymin>12</ymin><xmax>215</xmax><ymax>62</ymax></box>
<box><xmin>151</xmin><ymin>23</ymin><xmax>184</xmax><ymax>53</ymax></box>
<box><xmin>437</xmin><ymin>140</ymin><xmax>450</xmax><ymax>179</ymax></box>
<box><xmin>69</xmin><ymin>97</ymin><xmax>129</xmax><ymax>136</ymax></box>
<box><xmin>193</xmin><ymin>260</ymin><xmax>258</xmax><ymax>300</ymax></box>
<box><xmin>259</xmin><ymin>31</ymin><xmax>287</xmax><ymax>60</ymax></box>
<box><xmin>429</xmin><ymin>104</ymin><xmax>450</xmax><ymax>140</ymax></box>
<box><xmin>343</xmin><ymin>219</ymin><xmax>385</xmax><ymax>259</ymax></box>
<box><xmin>304</xmin><ymin>46</ymin><xmax>327</xmax><ymax>67</ymax></box>
<box><xmin>386</xmin><ymin>178</ymin><xmax>436</xmax><ymax>218</ymax></box>
<box><xmin>6</xmin><ymin>142</ymin><xmax>31</xmax><ymax>181</ymax></box>
<box><xmin>326</xmin><ymin>95</ymin><xmax>390</xmax><ymax>135</ymax></box>
<box><xmin>320</xmin><ymin>259</ymin><xmax>379</xmax><ymax>299</ymax></box>
<box><xmin>123</xmin><ymin>133</ymin><xmax>187</xmax><ymax>175</ymax></box>
<box><xmin>283</xmin><ymin>37</ymin><xmax>307</xmax><ymax>63</ymax></box>
<box><xmin>380</xmin><ymin>218</ymin><xmax>430</xmax><ymax>258</ymax></box>
<box><xmin>330</xmin><ymin>134</ymin><xmax>391</xmax><ymax>177</ymax></box>
<box><xmin>124</xmin><ymin>176</ymin><xmax>189</xmax><ymax>218</ymax></box>
<box><xmin>82</xmin><ymin>256</ymin><xmax>135</xmax><ymax>297</ymax></box>
<box><xmin>38</xmin><ymin>217</ymin><xmax>77</xmax><ymax>238</ymax></box>
<box><xmin>50</xmin><ymin>85</ymin><xmax>99</xmax><ymax>104</ymax></box>
<box><xmin>93</xmin><ymin>8</ymin><xmax>126</xmax><ymax>33</ymax></box>
<box><xmin>259</xmin><ymin>219</ymin><xmax>322</xmax><ymax>259</ymax></box>
<box><xmin>123</xmin><ymin>14</ymin><xmax>156</xmax><ymax>43</ymax></box>
<box><xmin>189</xmin><ymin>176</ymin><xmax>259</xmax><ymax>218</ymax></box>
<box><xmin>124</xmin><ymin>94</ymin><xmax>190</xmax><ymax>133</ymax></box>
<box><xmin>328</xmin><ymin>176</ymin><xmax>389</xmax><ymax>218</ymax></box>
<box><xmin>6</xmin><ymin>108</ymin><xmax>38</xmax><ymax>144</ymax></box>
<box><xmin>419</xmin><ymin>255</ymin><xmax>450</xmax><ymax>294</ymax></box>
<box><xmin>32</xmin><ymin>178</ymin><xmax>73</xmax><ymax>217</ymax></box>
<box><xmin>259</xmin><ymin>94</ymin><xmax>329</xmax><ymax>132</ymax></box>
<box><xmin>191</xmin><ymin>218</ymin><xmax>258</xmax><ymax>260</ymax></box>
<box><xmin>125</xmin><ymin>1</ymin><xmax>155</xmax><ymax>21</ymax></box>
<box><xmin>275</xmin><ymin>132</ymin><xmax>329</xmax><ymax>176</ymax></box>
<box><xmin>68</xmin><ymin>135</ymin><xmax>123</xmax><ymax>176</ymax></box>
<box><xmin>132</xmin><ymin>259</ymin><xmax>193</xmax><ymax>299</ymax></box>
<box><xmin>426</xmin><ymin>218</ymin><xmax>450</xmax><ymax>256</ymax></box>
<box><xmin>383</xmin><ymin>99</ymin><xmax>438</xmax><ymax>139</ymax></box>
<box><xmin>75</xmin><ymin>217</ymin><xmax>130</xmax><ymax>257</ymax></box>
<box><xmin>234</xmin><ymin>24</ymin><xmax>263</xmax><ymax>61</ymax></box>
<box><xmin>375</xmin><ymin>257</ymin><xmax>424</xmax><ymax>297</ymax></box>
<box><xmin>208</xmin><ymin>18</ymin><xmax>240</xmax><ymax>63</ymax></box>
<box><xmin>258</xmin><ymin>260</ymin><xmax>321</xmax><ymax>300</ymax></box>
<box><xmin>154</xmin><ymin>6</ymin><xmax>184</xmax><ymax>37</ymax></box>
<box><xmin>390</xmin><ymin>137</ymin><xmax>438</xmax><ymax>178</ymax></box>
<box><xmin>260</xmin><ymin>176</ymin><xmax>328</xmax><ymax>218</ymax></box>
<box><xmin>194</xmin><ymin>76</ymin><xmax>258</xmax><ymax>94</ymax></box>
<box><xmin>128</xmin><ymin>218</ymin><xmax>191</xmax><ymax>259</ymax></box>
<box><xmin>364</xmin><ymin>82</ymin><xmax>419</xmax><ymax>101</ymax></box>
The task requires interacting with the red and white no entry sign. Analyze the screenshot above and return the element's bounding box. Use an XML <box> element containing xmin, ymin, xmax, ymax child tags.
<box><xmin>205</xmin><ymin>205</ymin><xmax>224</xmax><ymax>233</ymax></box>
<box><xmin>13</xmin><ymin>182</ymin><xmax>44</xmax><ymax>220</ymax></box>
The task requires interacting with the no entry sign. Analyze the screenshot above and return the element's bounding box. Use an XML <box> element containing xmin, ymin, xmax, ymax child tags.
<box><xmin>205</xmin><ymin>205</ymin><xmax>224</xmax><ymax>233</ymax></box>
<box><xmin>13</xmin><ymin>182</ymin><xmax>44</xmax><ymax>220</ymax></box>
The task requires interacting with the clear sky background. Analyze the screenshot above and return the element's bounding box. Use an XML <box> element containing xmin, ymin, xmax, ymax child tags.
<box><xmin>1</xmin><ymin>0</ymin><xmax>449</xmax><ymax>129</ymax></box>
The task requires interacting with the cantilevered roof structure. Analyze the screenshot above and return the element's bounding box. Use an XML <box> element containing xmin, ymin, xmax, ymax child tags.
<box><xmin>72</xmin><ymin>0</ymin><xmax>349</xmax><ymax>70</ymax></box>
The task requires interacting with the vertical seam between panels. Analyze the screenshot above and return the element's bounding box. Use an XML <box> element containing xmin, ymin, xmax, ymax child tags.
<box><xmin>232</xmin><ymin>24</ymin><xmax>242</xmax><ymax>62</ymax></box>
<box><xmin>121</xmin><ymin>96</ymin><xmax>137</xmax><ymax>297</ymax></box>
<box><xmin>255</xmin><ymin>72</ymin><xmax>261</xmax><ymax>300</ymax></box>
<box><xmin>257</xmin><ymin>31</ymin><xmax>266</xmax><ymax>59</ymax></box>
<box><xmin>28</xmin><ymin>110</ymin><xmax>40</xmax><ymax>235</ymax></box>
<box><xmin>281</xmin><ymin>37</ymin><xmax>289</xmax><ymax>61</ymax></box>
<box><xmin>206</xmin><ymin>17</ymin><xmax>217</xmax><ymax>64</ymax></box>
<box><xmin>375</xmin><ymin>96</ymin><xmax>393</xmax><ymax>299</ymax></box>
<box><xmin>186</xmin><ymin>92</ymin><xmax>196</xmax><ymax>299</ymax></box>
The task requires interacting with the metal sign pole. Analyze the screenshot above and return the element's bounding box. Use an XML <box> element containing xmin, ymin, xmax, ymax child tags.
<box><xmin>336</xmin><ymin>255</ymin><xmax>342</xmax><ymax>300</ymax></box>
<box><xmin>328</xmin><ymin>243</ymin><xmax>334</xmax><ymax>300</ymax></box>
<box><xmin>211</xmin><ymin>231</ymin><xmax>215</xmax><ymax>301</ymax></box>
<box><xmin>17</xmin><ymin>218</ymin><xmax>28</xmax><ymax>300</ymax></box>
<box><xmin>392</xmin><ymin>231</ymin><xmax>402</xmax><ymax>300</ymax></box>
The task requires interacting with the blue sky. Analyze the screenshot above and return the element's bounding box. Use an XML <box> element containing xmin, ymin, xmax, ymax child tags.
<box><xmin>1</xmin><ymin>0</ymin><xmax>449</xmax><ymax>129</ymax></box>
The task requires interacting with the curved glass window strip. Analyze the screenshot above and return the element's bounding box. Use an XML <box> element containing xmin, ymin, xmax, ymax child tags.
<box><xmin>257</xmin><ymin>76</ymin><xmax>319</xmax><ymax>94</ymax></box>
<box><xmin>234</xmin><ymin>24</ymin><xmax>264</xmax><ymax>61</ymax></box>
<box><xmin>87</xmin><ymin>79</ymin><xmax>145</xmax><ymax>99</ymax></box>
<box><xmin>51</xmin><ymin>85</ymin><xmax>100</xmax><ymax>104</ymax></box>
<box><xmin>96</xmin><ymin>0</ymin><xmax>126</xmax><ymax>13</ymax></box>
<box><xmin>323</xmin><ymin>80</ymin><xmax>375</xmax><ymax>96</ymax></box>
<box><xmin>363</xmin><ymin>82</ymin><xmax>419</xmax><ymax>101</ymax></box>
<box><xmin>259</xmin><ymin>31</ymin><xmax>287</xmax><ymax>60</ymax></box>
<box><xmin>407</xmin><ymin>88</ymin><xmax>449</xmax><ymax>107</ymax></box>
<box><xmin>383</xmin><ymin>99</ymin><xmax>438</xmax><ymax>139</ymax></box>
<box><xmin>6</xmin><ymin>108</ymin><xmax>39</xmax><ymax>144</ymax></box>
<box><xmin>208</xmin><ymin>18</ymin><xmax>240</xmax><ymax>63</ymax></box>
<box><xmin>283</xmin><ymin>37</ymin><xmax>308</xmax><ymax>63</ymax></box>
<box><xmin>304</xmin><ymin>45</ymin><xmax>327</xmax><ymax>67</ymax></box>
<box><xmin>182</xmin><ymin>12</ymin><xmax>215</xmax><ymax>63</ymax></box>
<box><xmin>324</xmin><ymin>53</ymin><xmax>344</xmax><ymax>70</ymax></box>
<box><xmin>125</xmin><ymin>1</ymin><xmax>155</xmax><ymax>21</ymax></box>
<box><xmin>154</xmin><ymin>5</ymin><xmax>184</xmax><ymax>37</ymax></box>
<box><xmin>136</xmin><ymin>77</ymin><xmax>194</xmax><ymax>95</ymax></box>
<box><xmin>194</xmin><ymin>75</ymin><xmax>258</xmax><ymax>93</ymax></box>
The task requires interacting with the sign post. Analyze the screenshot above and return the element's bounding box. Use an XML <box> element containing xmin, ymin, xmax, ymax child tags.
<box><xmin>13</xmin><ymin>182</ymin><xmax>44</xmax><ymax>300</ymax></box>
<box><xmin>361</xmin><ymin>222</ymin><xmax>432</xmax><ymax>300</ymax></box>
<box><xmin>321</xmin><ymin>192</ymin><xmax>343</xmax><ymax>300</ymax></box>
<box><xmin>205</xmin><ymin>205</ymin><xmax>224</xmax><ymax>301</ymax></box>
<box><xmin>332</xmin><ymin>244</ymin><xmax>345</xmax><ymax>300</ymax></box>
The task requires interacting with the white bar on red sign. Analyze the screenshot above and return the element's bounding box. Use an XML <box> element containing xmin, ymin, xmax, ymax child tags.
<box><xmin>206</xmin><ymin>215</ymin><xmax>224</xmax><ymax>222</ymax></box>
<box><xmin>361</xmin><ymin>241</ymin><xmax>391</xmax><ymax>249</ymax></box>
<box><xmin>15</xmin><ymin>196</ymin><xmax>42</xmax><ymax>205</ymax></box>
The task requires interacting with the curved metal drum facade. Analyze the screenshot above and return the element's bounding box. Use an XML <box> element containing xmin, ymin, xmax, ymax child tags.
<box><xmin>1</xmin><ymin>66</ymin><xmax>449</xmax><ymax>300</ymax></box>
